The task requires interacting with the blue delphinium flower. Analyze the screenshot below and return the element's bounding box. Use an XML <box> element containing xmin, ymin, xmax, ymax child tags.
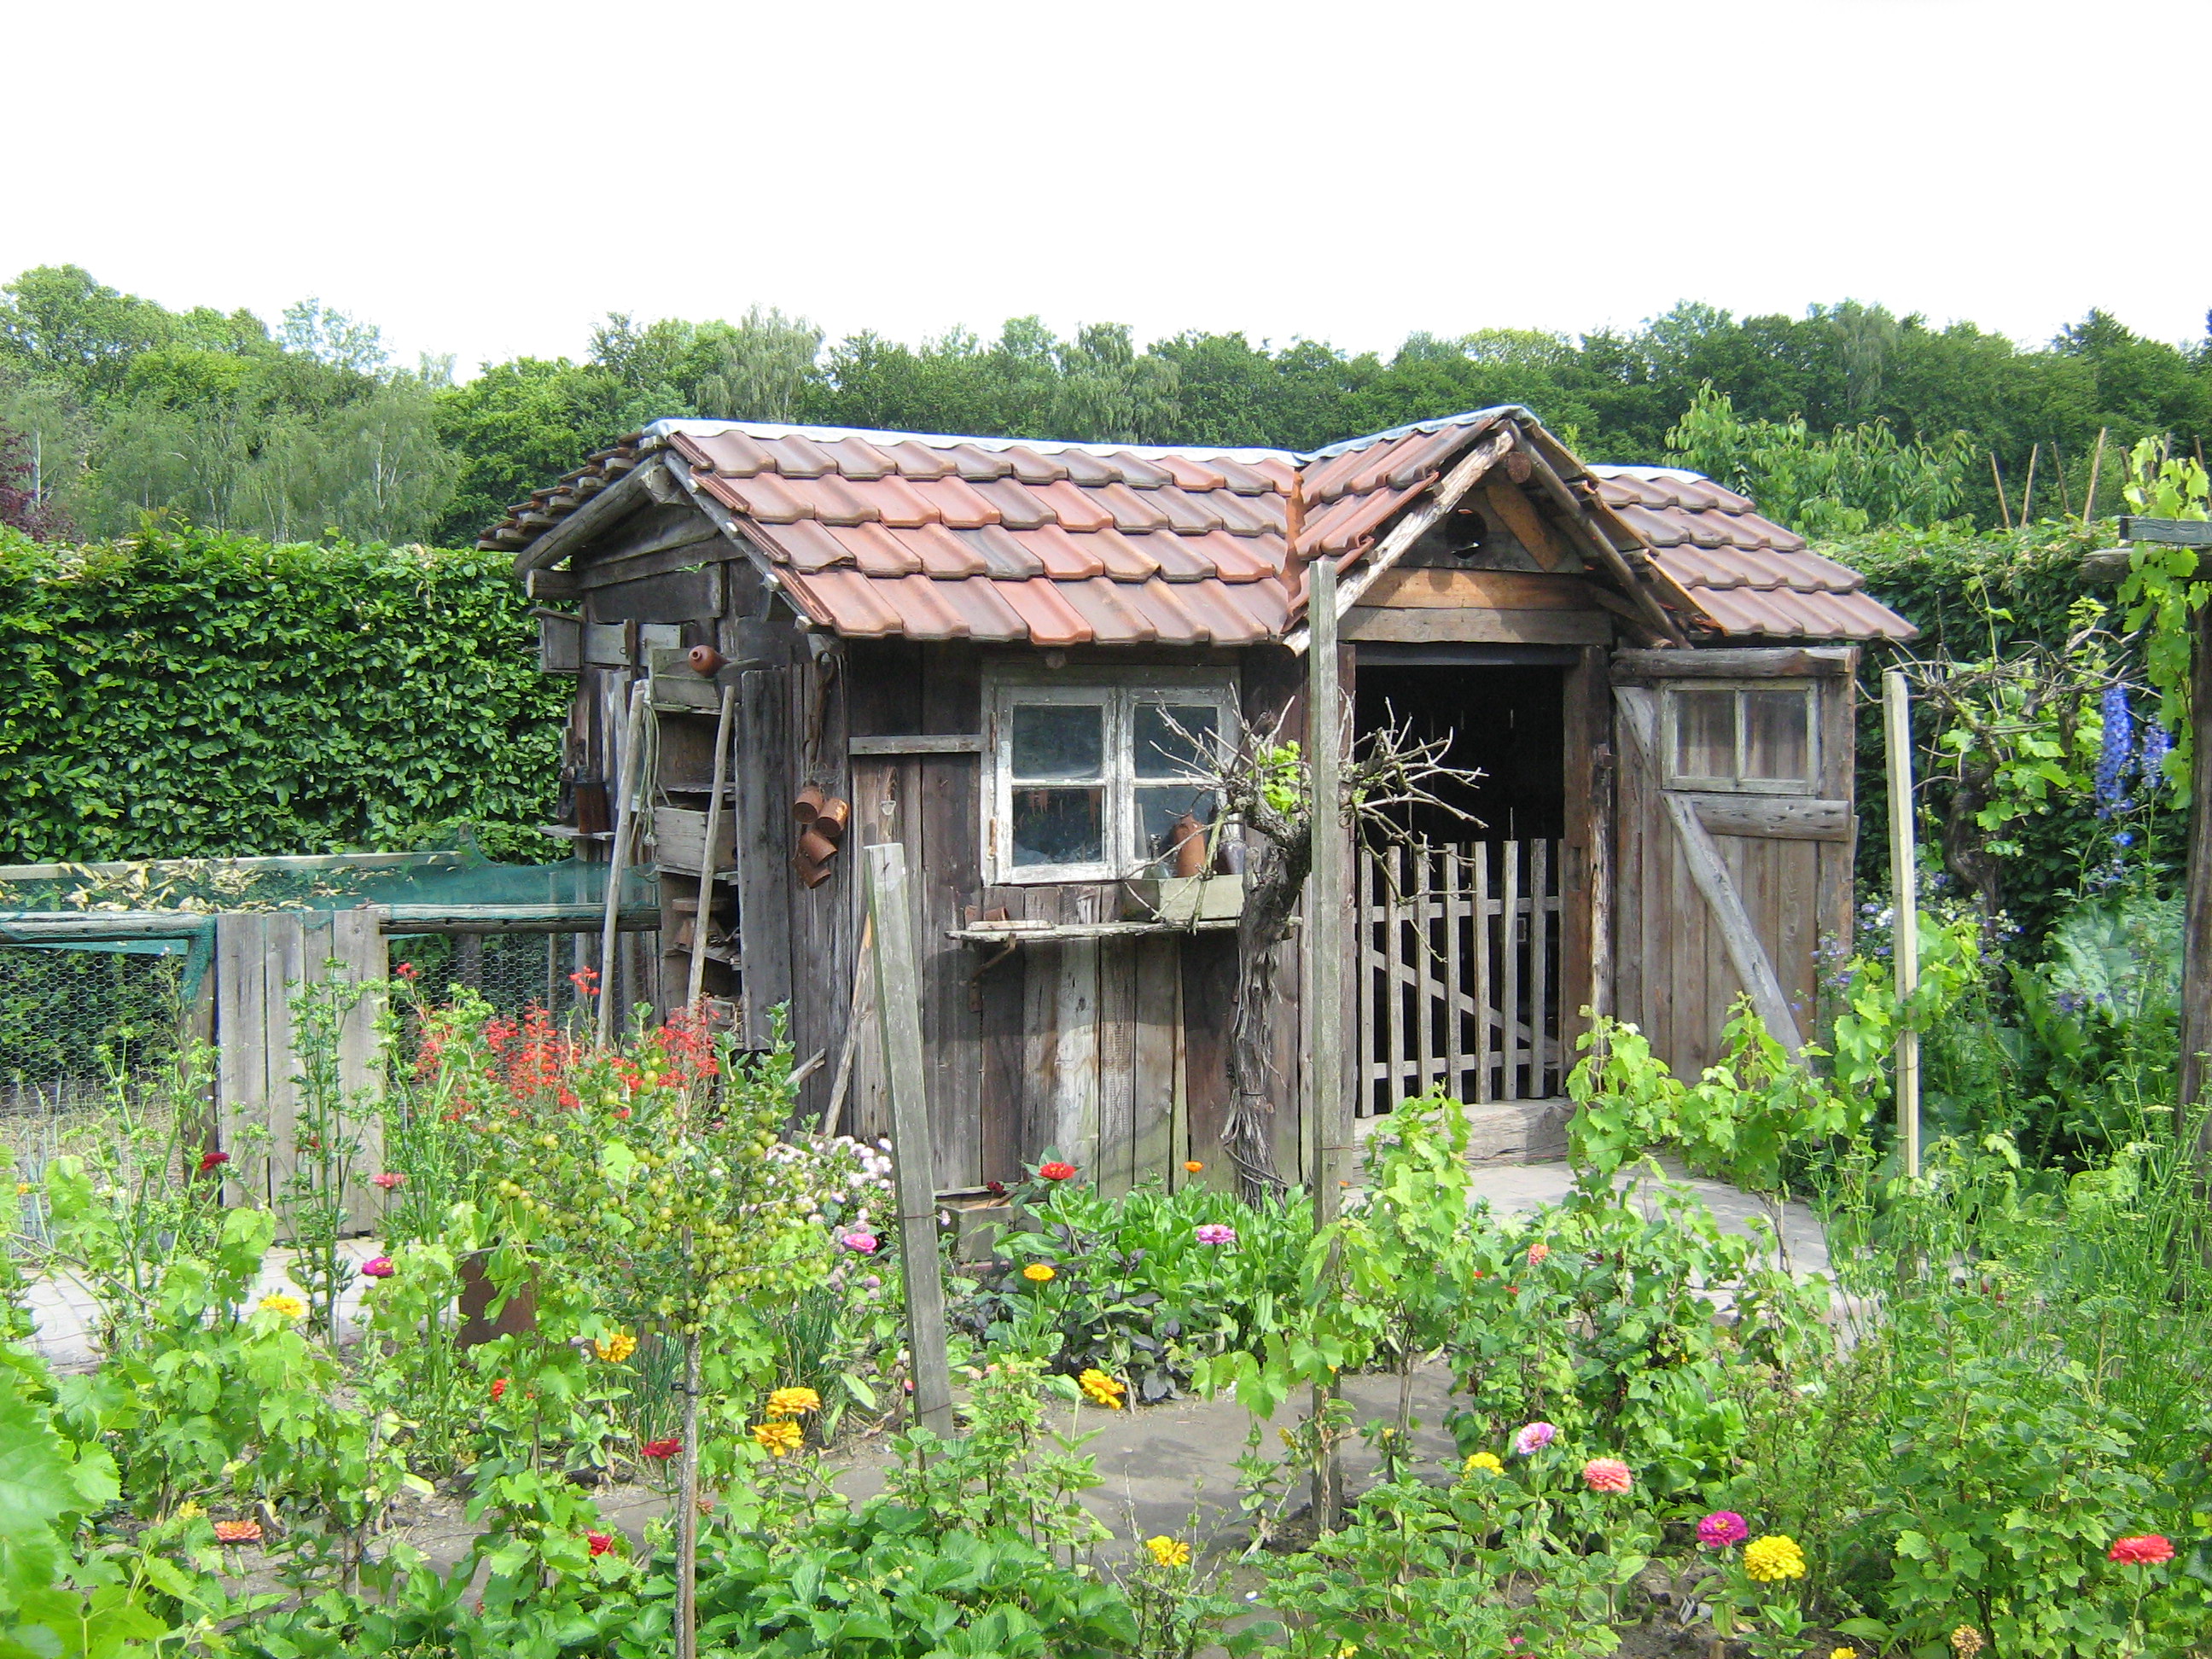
<box><xmin>2139</xmin><ymin>718</ymin><xmax>2172</xmax><ymax>785</ymax></box>
<box><xmin>2097</xmin><ymin>683</ymin><xmax>2133</xmax><ymax>808</ymax></box>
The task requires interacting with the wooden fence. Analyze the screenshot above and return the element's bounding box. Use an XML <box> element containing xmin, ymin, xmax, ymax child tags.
<box><xmin>1356</xmin><ymin>839</ymin><xmax>1565</xmax><ymax>1115</ymax></box>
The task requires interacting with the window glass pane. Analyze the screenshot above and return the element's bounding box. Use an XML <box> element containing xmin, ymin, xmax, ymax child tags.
<box><xmin>1671</xmin><ymin>690</ymin><xmax>1737</xmax><ymax>780</ymax></box>
<box><xmin>1136</xmin><ymin>785</ymin><xmax>1220</xmax><ymax>874</ymax></box>
<box><xmin>1010</xmin><ymin>702</ymin><xmax>1103</xmax><ymax>781</ymax></box>
<box><xmin>1011</xmin><ymin>786</ymin><xmax>1103</xmax><ymax>867</ymax></box>
<box><xmin>1133</xmin><ymin>702</ymin><xmax>1219</xmax><ymax>779</ymax></box>
<box><xmin>1743</xmin><ymin>689</ymin><xmax>1812</xmax><ymax>783</ymax></box>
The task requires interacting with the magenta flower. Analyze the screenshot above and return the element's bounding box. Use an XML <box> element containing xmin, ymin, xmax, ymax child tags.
<box><xmin>1512</xmin><ymin>1421</ymin><xmax>1557</xmax><ymax>1456</ymax></box>
<box><xmin>840</xmin><ymin>1231</ymin><xmax>878</xmax><ymax>1254</ymax></box>
<box><xmin>370</xmin><ymin>1172</ymin><xmax>405</xmax><ymax>1190</ymax></box>
<box><xmin>360</xmin><ymin>1256</ymin><xmax>395</xmax><ymax>1279</ymax></box>
<box><xmin>1194</xmin><ymin>1224</ymin><xmax>1237</xmax><ymax>1246</ymax></box>
<box><xmin>1697</xmin><ymin>1511</ymin><xmax>1749</xmax><ymax>1548</ymax></box>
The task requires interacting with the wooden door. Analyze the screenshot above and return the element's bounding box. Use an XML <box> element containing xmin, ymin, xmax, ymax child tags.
<box><xmin>1610</xmin><ymin>647</ymin><xmax>1858</xmax><ymax>1078</ymax></box>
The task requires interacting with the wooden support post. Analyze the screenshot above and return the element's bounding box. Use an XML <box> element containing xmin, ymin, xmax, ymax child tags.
<box><xmin>1883</xmin><ymin>671</ymin><xmax>1922</xmax><ymax>1179</ymax></box>
<box><xmin>2181</xmin><ymin>598</ymin><xmax>2212</xmax><ymax>1147</ymax></box>
<box><xmin>684</xmin><ymin>681</ymin><xmax>738</xmax><ymax>1013</ymax></box>
<box><xmin>1306</xmin><ymin>538</ymin><xmax>1349</xmax><ymax>1532</ymax></box>
<box><xmin>598</xmin><ymin>679</ymin><xmax>648</xmax><ymax>1049</ymax></box>
<box><xmin>864</xmin><ymin>841</ymin><xmax>956</xmax><ymax>1440</ymax></box>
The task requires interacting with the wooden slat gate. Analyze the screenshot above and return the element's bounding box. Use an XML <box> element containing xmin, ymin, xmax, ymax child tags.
<box><xmin>1357</xmin><ymin>840</ymin><xmax>1563</xmax><ymax>1115</ymax></box>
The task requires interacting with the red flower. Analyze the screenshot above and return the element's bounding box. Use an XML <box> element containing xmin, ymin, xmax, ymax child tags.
<box><xmin>586</xmin><ymin>1530</ymin><xmax>615</xmax><ymax>1556</ymax></box>
<box><xmin>615</xmin><ymin>1106</ymin><xmax>632</xmax><ymax>1120</ymax></box>
<box><xmin>394</xmin><ymin>962</ymin><xmax>420</xmax><ymax>981</ymax></box>
<box><xmin>490</xmin><ymin>1378</ymin><xmax>509</xmax><ymax>1402</ymax></box>
<box><xmin>197</xmin><ymin>1150</ymin><xmax>230</xmax><ymax>1174</ymax></box>
<box><xmin>638</xmin><ymin>1437</ymin><xmax>680</xmax><ymax>1460</ymax></box>
<box><xmin>2109</xmin><ymin>1534</ymin><xmax>2174</xmax><ymax>1565</ymax></box>
<box><xmin>370</xmin><ymin>1171</ymin><xmax>405</xmax><ymax>1190</ymax></box>
<box><xmin>1039</xmin><ymin>1161</ymin><xmax>1076</xmax><ymax>1182</ymax></box>
<box><xmin>987</xmin><ymin>1180</ymin><xmax>1007</xmax><ymax>1197</ymax></box>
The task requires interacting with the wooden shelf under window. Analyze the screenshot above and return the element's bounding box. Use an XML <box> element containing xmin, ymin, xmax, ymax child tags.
<box><xmin>946</xmin><ymin>917</ymin><xmax>1241</xmax><ymax>944</ymax></box>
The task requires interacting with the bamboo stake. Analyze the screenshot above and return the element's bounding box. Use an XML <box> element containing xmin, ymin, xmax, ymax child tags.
<box><xmin>2082</xmin><ymin>428</ymin><xmax>2108</xmax><ymax>529</ymax></box>
<box><xmin>684</xmin><ymin>682</ymin><xmax>738</xmax><ymax>1013</ymax></box>
<box><xmin>1989</xmin><ymin>452</ymin><xmax>2013</xmax><ymax>531</ymax></box>
<box><xmin>674</xmin><ymin>1329</ymin><xmax>702</xmax><ymax>1659</ymax></box>
<box><xmin>1884</xmin><ymin>671</ymin><xmax>1921</xmax><ymax>1179</ymax></box>
<box><xmin>2020</xmin><ymin>444</ymin><xmax>2039</xmax><ymax>526</ymax></box>
<box><xmin>597</xmin><ymin>679</ymin><xmax>649</xmax><ymax>1048</ymax></box>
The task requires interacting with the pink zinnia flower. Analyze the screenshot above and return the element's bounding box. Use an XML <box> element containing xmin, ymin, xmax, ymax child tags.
<box><xmin>1697</xmin><ymin>1511</ymin><xmax>1749</xmax><ymax>1548</ymax></box>
<box><xmin>2109</xmin><ymin>1534</ymin><xmax>2174</xmax><ymax>1565</ymax></box>
<box><xmin>1511</xmin><ymin>1421</ymin><xmax>1557</xmax><ymax>1455</ymax></box>
<box><xmin>1527</xmin><ymin>1241</ymin><xmax>1551</xmax><ymax>1266</ymax></box>
<box><xmin>360</xmin><ymin>1256</ymin><xmax>394</xmax><ymax>1278</ymax></box>
<box><xmin>840</xmin><ymin>1231</ymin><xmax>878</xmax><ymax>1253</ymax></box>
<box><xmin>1194</xmin><ymin>1223</ymin><xmax>1237</xmax><ymax>1246</ymax></box>
<box><xmin>1580</xmin><ymin>1457</ymin><xmax>1632</xmax><ymax>1494</ymax></box>
<box><xmin>371</xmin><ymin>1172</ymin><xmax>405</xmax><ymax>1190</ymax></box>
<box><xmin>638</xmin><ymin>1437</ymin><xmax>680</xmax><ymax>1460</ymax></box>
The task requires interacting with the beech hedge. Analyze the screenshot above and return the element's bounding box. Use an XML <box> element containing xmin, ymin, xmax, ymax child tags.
<box><xmin>0</xmin><ymin>523</ymin><xmax>566</xmax><ymax>865</ymax></box>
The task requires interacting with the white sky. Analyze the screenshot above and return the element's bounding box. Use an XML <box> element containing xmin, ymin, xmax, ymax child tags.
<box><xmin>10</xmin><ymin>0</ymin><xmax>2207</xmax><ymax>378</ymax></box>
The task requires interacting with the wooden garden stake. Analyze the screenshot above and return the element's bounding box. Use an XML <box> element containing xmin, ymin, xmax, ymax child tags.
<box><xmin>864</xmin><ymin>841</ymin><xmax>955</xmax><ymax>1439</ymax></box>
<box><xmin>2081</xmin><ymin>427</ymin><xmax>2107</xmax><ymax>529</ymax></box>
<box><xmin>598</xmin><ymin>678</ymin><xmax>649</xmax><ymax>1048</ymax></box>
<box><xmin>2020</xmin><ymin>443</ymin><xmax>2039</xmax><ymax>526</ymax></box>
<box><xmin>675</xmin><ymin>1326</ymin><xmax>702</xmax><ymax>1659</ymax></box>
<box><xmin>684</xmin><ymin>681</ymin><xmax>738</xmax><ymax>1013</ymax></box>
<box><xmin>1989</xmin><ymin>452</ymin><xmax>2013</xmax><ymax>531</ymax></box>
<box><xmin>1302</xmin><ymin>502</ymin><xmax>1351</xmax><ymax>1532</ymax></box>
<box><xmin>1884</xmin><ymin>669</ymin><xmax>1922</xmax><ymax>1179</ymax></box>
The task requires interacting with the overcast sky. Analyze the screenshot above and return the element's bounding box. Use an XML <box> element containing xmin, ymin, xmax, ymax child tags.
<box><xmin>10</xmin><ymin>0</ymin><xmax>2205</xmax><ymax>377</ymax></box>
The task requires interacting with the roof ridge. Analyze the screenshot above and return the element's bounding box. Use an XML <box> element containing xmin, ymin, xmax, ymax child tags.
<box><xmin>644</xmin><ymin>418</ymin><xmax>1298</xmax><ymax>466</ymax></box>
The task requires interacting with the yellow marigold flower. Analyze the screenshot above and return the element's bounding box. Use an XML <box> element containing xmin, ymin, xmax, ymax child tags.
<box><xmin>1831</xmin><ymin>1649</ymin><xmax>1860</xmax><ymax>1659</ymax></box>
<box><xmin>14</xmin><ymin>1181</ymin><xmax>28</xmax><ymax>1196</ymax></box>
<box><xmin>766</xmin><ymin>1386</ymin><xmax>821</xmax><ymax>1417</ymax></box>
<box><xmin>1463</xmin><ymin>1451</ymin><xmax>1505</xmax><ymax>1476</ymax></box>
<box><xmin>1183</xmin><ymin>1161</ymin><xmax>1204</xmax><ymax>1173</ymax></box>
<box><xmin>1951</xmin><ymin>1629</ymin><xmax>1984</xmax><ymax>1659</ymax></box>
<box><xmin>1743</xmin><ymin>1534</ymin><xmax>1807</xmax><ymax>1583</ymax></box>
<box><xmin>1336</xmin><ymin>1646</ymin><xmax>1359</xmax><ymax>1659</ymax></box>
<box><xmin>1144</xmin><ymin>1535</ymin><xmax>1190</xmax><ymax>1568</ymax></box>
<box><xmin>1022</xmin><ymin>1262</ymin><xmax>1056</xmax><ymax>1283</ymax></box>
<box><xmin>257</xmin><ymin>1293</ymin><xmax>307</xmax><ymax>1321</ymax></box>
<box><xmin>175</xmin><ymin>1501</ymin><xmax>204</xmax><ymax>1520</ymax></box>
<box><xmin>593</xmin><ymin>1330</ymin><xmax>637</xmax><ymax>1365</ymax></box>
<box><xmin>1078</xmin><ymin>1368</ymin><xmax>1126</xmax><ymax>1408</ymax></box>
<box><xmin>752</xmin><ymin>1419</ymin><xmax>804</xmax><ymax>1457</ymax></box>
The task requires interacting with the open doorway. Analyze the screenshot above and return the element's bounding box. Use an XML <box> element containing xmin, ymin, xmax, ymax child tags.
<box><xmin>1352</xmin><ymin>648</ymin><xmax>1571</xmax><ymax>1115</ymax></box>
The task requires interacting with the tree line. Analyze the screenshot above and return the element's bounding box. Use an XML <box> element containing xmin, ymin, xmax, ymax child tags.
<box><xmin>3</xmin><ymin>263</ymin><xmax>2208</xmax><ymax>549</ymax></box>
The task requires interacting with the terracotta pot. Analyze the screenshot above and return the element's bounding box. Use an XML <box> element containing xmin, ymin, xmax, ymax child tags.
<box><xmin>687</xmin><ymin>643</ymin><xmax>726</xmax><ymax>676</ymax></box>
<box><xmin>1167</xmin><ymin>812</ymin><xmax>1208</xmax><ymax>878</ymax></box>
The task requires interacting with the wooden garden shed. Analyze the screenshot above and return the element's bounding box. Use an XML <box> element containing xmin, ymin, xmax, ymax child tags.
<box><xmin>485</xmin><ymin>406</ymin><xmax>1912</xmax><ymax>1191</ymax></box>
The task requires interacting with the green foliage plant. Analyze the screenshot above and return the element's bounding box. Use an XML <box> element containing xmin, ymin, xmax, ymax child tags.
<box><xmin>2117</xmin><ymin>435</ymin><xmax>2211</xmax><ymax>788</ymax></box>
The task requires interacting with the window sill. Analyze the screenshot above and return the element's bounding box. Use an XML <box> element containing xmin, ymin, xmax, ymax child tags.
<box><xmin>947</xmin><ymin>916</ymin><xmax>1243</xmax><ymax>945</ymax></box>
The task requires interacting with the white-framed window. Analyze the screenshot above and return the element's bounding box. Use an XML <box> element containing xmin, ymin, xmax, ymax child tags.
<box><xmin>985</xmin><ymin>669</ymin><xmax>1238</xmax><ymax>884</ymax></box>
<box><xmin>1663</xmin><ymin>682</ymin><xmax>1818</xmax><ymax>794</ymax></box>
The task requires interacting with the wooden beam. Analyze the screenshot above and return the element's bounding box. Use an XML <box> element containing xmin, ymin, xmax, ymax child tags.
<box><xmin>1285</xmin><ymin>424</ymin><xmax>1516</xmax><ymax>654</ymax></box>
<box><xmin>512</xmin><ymin>459</ymin><xmax>663</xmax><ymax>576</ymax></box>
<box><xmin>1341</xmin><ymin>608</ymin><xmax>1610</xmax><ymax>645</ymax></box>
<box><xmin>1514</xmin><ymin>445</ymin><xmax>1690</xmax><ymax>647</ymax></box>
<box><xmin>2182</xmin><ymin>599</ymin><xmax>2212</xmax><ymax>1141</ymax></box>
<box><xmin>1615</xmin><ymin>686</ymin><xmax>1804</xmax><ymax>1052</ymax></box>
<box><xmin>863</xmin><ymin>841</ymin><xmax>956</xmax><ymax>1440</ymax></box>
<box><xmin>2119</xmin><ymin>516</ymin><xmax>2212</xmax><ymax>548</ymax></box>
<box><xmin>525</xmin><ymin>568</ymin><xmax>581</xmax><ymax>602</ymax></box>
<box><xmin>1356</xmin><ymin>568</ymin><xmax>1597</xmax><ymax>610</ymax></box>
<box><xmin>1613</xmin><ymin>646</ymin><xmax>1855</xmax><ymax>681</ymax></box>
<box><xmin>1687</xmin><ymin>794</ymin><xmax>1854</xmax><ymax>842</ymax></box>
<box><xmin>1479</xmin><ymin>478</ymin><xmax>1563</xmax><ymax>569</ymax></box>
<box><xmin>848</xmin><ymin>733</ymin><xmax>986</xmax><ymax>756</ymax></box>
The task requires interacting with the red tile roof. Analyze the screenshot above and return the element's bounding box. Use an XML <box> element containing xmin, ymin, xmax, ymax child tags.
<box><xmin>487</xmin><ymin>412</ymin><xmax>1913</xmax><ymax>644</ymax></box>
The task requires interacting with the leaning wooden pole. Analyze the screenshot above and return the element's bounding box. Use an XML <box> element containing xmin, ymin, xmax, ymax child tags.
<box><xmin>684</xmin><ymin>681</ymin><xmax>738</xmax><ymax>1014</ymax></box>
<box><xmin>1883</xmin><ymin>670</ymin><xmax>1922</xmax><ymax>1179</ymax></box>
<box><xmin>864</xmin><ymin>841</ymin><xmax>956</xmax><ymax>1440</ymax></box>
<box><xmin>2180</xmin><ymin>597</ymin><xmax>2212</xmax><ymax>1151</ymax></box>
<box><xmin>597</xmin><ymin>679</ymin><xmax>649</xmax><ymax>1048</ymax></box>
